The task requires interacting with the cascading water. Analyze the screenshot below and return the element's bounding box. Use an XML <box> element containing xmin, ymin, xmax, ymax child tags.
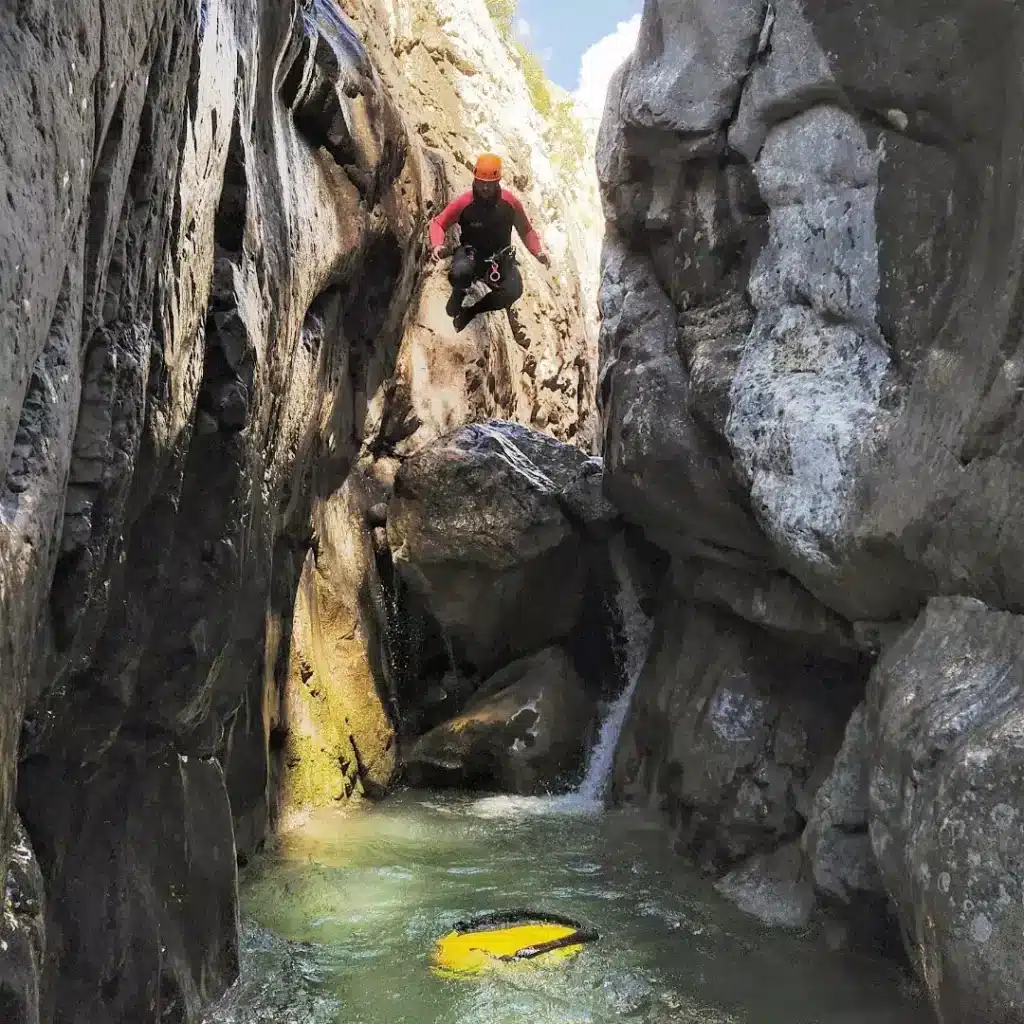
<box><xmin>575</xmin><ymin>534</ymin><xmax>653</xmax><ymax>803</ymax></box>
<box><xmin>469</xmin><ymin>534</ymin><xmax>654</xmax><ymax>820</ymax></box>
<box><xmin>431</xmin><ymin>421</ymin><xmax>654</xmax><ymax>810</ymax></box>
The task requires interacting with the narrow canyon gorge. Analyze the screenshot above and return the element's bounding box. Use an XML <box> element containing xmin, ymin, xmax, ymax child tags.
<box><xmin>1</xmin><ymin>0</ymin><xmax>1023</xmax><ymax>1022</ymax></box>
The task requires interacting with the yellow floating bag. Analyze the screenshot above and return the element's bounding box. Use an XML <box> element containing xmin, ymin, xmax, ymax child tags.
<box><xmin>432</xmin><ymin>910</ymin><xmax>599</xmax><ymax>978</ymax></box>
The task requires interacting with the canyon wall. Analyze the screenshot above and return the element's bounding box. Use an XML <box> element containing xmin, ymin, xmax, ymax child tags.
<box><xmin>599</xmin><ymin>0</ymin><xmax>1024</xmax><ymax>1019</ymax></box>
<box><xmin>0</xmin><ymin>0</ymin><xmax>599</xmax><ymax>1018</ymax></box>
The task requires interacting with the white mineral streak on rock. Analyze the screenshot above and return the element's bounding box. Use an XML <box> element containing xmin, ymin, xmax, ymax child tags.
<box><xmin>726</xmin><ymin>14</ymin><xmax>894</xmax><ymax>587</ymax></box>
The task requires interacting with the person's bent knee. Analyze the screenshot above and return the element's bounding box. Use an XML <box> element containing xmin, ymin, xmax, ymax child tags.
<box><xmin>449</xmin><ymin>265</ymin><xmax>474</xmax><ymax>288</ymax></box>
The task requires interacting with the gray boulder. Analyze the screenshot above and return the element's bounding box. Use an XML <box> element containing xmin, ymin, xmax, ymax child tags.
<box><xmin>869</xmin><ymin>597</ymin><xmax>1024</xmax><ymax>1023</ymax></box>
<box><xmin>715</xmin><ymin>841</ymin><xmax>815</xmax><ymax>930</ymax></box>
<box><xmin>405</xmin><ymin>646</ymin><xmax>596</xmax><ymax>794</ymax></box>
<box><xmin>803</xmin><ymin>704</ymin><xmax>884</xmax><ymax>905</ymax></box>
<box><xmin>18</xmin><ymin>755</ymin><xmax>239</xmax><ymax>1023</ymax></box>
<box><xmin>387</xmin><ymin>421</ymin><xmax>611</xmax><ymax>675</ymax></box>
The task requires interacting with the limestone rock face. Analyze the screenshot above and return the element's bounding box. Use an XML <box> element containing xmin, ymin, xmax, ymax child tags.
<box><xmin>0</xmin><ymin>0</ymin><xmax>601</xmax><ymax>1018</ymax></box>
<box><xmin>361</xmin><ymin>0</ymin><xmax>600</xmax><ymax>457</ymax></box>
<box><xmin>20</xmin><ymin>755</ymin><xmax>239</xmax><ymax>1023</ymax></box>
<box><xmin>405</xmin><ymin>646</ymin><xmax>595</xmax><ymax>794</ymax></box>
<box><xmin>600</xmin><ymin>0</ymin><xmax>1024</xmax><ymax>621</ymax></box>
<box><xmin>599</xmin><ymin>0</ymin><xmax>1024</xmax><ymax>1002</ymax></box>
<box><xmin>612</xmin><ymin>597</ymin><xmax>856</xmax><ymax>872</ymax></box>
<box><xmin>868</xmin><ymin>598</ymin><xmax>1024</xmax><ymax>1024</ymax></box>
<box><xmin>0</xmin><ymin>817</ymin><xmax>45</xmax><ymax>1024</ymax></box>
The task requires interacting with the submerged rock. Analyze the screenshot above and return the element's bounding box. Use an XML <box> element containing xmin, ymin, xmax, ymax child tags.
<box><xmin>405</xmin><ymin>646</ymin><xmax>595</xmax><ymax>794</ymax></box>
<box><xmin>715</xmin><ymin>842</ymin><xmax>815</xmax><ymax>930</ymax></box>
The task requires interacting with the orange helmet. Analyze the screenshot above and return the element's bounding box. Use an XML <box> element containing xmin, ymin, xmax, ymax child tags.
<box><xmin>474</xmin><ymin>153</ymin><xmax>502</xmax><ymax>182</ymax></box>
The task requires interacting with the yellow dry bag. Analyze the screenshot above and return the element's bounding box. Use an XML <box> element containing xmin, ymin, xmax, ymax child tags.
<box><xmin>432</xmin><ymin>910</ymin><xmax>599</xmax><ymax>978</ymax></box>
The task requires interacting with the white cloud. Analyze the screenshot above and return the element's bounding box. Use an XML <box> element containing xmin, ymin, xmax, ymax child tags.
<box><xmin>572</xmin><ymin>14</ymin><xmax>642</xmax><ymax>124</ymax></box>
<box><xmin>516</xmin><ymin>17</ymin><xmax>531</xmax><ymax>39</ymax></box>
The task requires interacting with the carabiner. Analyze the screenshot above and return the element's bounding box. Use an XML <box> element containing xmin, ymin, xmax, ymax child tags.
<box><xmin>488</xmin><ymin>260</ymin><xmax>502</xmax><ymax>284</ymax></box>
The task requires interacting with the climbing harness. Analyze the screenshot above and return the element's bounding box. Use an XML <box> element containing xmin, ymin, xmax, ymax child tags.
<box><xmin>431</xmin><ymin>909</ymin><xmax>599</xmax><ymax>978</ymax></box>
<box><xmin>485</xmin><ymin>245</ymin><xmax>516</xmax><ymax>284</ymax></box>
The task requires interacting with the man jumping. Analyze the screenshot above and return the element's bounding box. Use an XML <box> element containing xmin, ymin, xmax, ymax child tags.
<box><xmin>429</xmin><ymin>153</ymin><xmax>551</xmax><ymax>332</ymax></box>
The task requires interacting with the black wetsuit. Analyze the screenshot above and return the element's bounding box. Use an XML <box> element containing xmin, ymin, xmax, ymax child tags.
<box><xmin>430</xmin><ymin>188</ymin><xmax>543</xmax><ymax>321</ymax></box>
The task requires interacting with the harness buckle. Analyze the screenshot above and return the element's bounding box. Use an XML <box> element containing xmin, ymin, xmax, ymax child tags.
<box><xmin>485</xmin><ymin>245</ymin><xmax>513</xmax><ymax>285</ymax></box>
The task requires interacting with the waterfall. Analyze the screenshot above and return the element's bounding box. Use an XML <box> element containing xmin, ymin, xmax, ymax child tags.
<box><xmin>466</xmin><ymin>535</ymin><xmax>652</xmax><ymax>820</ymax></box>
<box><xmin>576</xmin><ymin>534</ymin><xmax>653</xmax><ymax>803</ymax></box>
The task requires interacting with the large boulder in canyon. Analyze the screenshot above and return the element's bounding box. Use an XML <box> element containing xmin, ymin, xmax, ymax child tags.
<box><xmin>405</xmin><ymin>646</ymin><xmax>595</xmax><ymax>794</ymax></box>
<box><xmin>868</xmin><ymin>597</ymin><xmax>1024</xmax><ymax>1024</ymax></box>
<box><xmin>387</xmin><ymin>421</ymin><xmax>616</xmax><ymax>675</ymax></box>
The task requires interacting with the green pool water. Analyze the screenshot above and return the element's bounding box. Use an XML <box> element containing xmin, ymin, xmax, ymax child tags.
<box><xmin>204</xmin><ymin>789</ymin><xmax>928</xmax><ymax>1024</ymax></box>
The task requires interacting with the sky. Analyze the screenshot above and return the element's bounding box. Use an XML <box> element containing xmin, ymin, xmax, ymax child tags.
<box><xmin>513</xmin><ymin>0</ymin><xmax>643</xmax><ymax>121</ymax></box>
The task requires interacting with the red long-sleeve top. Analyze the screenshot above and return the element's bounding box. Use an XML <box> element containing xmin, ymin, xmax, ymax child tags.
<box><xmin>429</xmin><ymin>188</ymin><xmax>544</xmax><ymax>257</ymax></box>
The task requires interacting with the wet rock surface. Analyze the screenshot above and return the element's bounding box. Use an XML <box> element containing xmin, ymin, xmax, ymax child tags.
<box><xmin>599</xmin><ymin>1</ymin><xmax>1024</xmax><ymax>1010</ymax></box>
<box><xmin>405</xmin><ymin>646</ymin><xmax>596</xmax><ymax>794</ymax></box>
<box><xmin>387</xmin><ymin>421</ymin><xmax>614</xmax><ymax>676</ymax></box>
<box><xmin>273</xmin><ymin>479</ymin><xmax>399</xmax><ymax>819</ymax></box>
<box><xmin>0</xmin><ymin>0</ymin><xmax>600</xmax><ymax>1018</ymax></box>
